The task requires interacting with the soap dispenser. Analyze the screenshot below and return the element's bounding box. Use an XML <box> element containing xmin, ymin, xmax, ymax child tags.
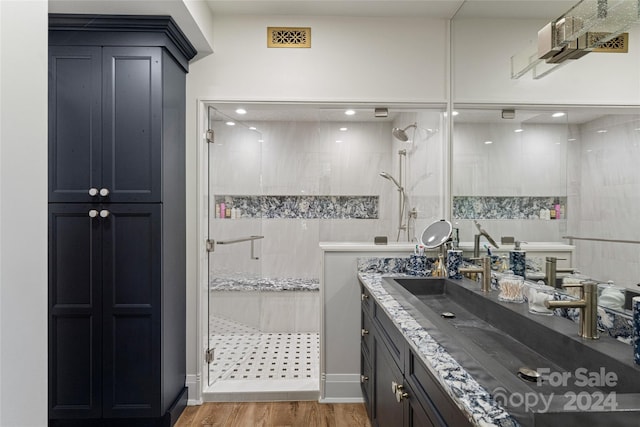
<box><xmin>509</xmin><ymin>241</ymin><xmax>527</xmax><ymax>278</ymax></box>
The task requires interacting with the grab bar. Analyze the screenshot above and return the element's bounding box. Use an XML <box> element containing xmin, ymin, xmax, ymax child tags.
<box><xmin>217</xmin><ymin>235</ymin><xmax>265</xmax><ymax>245</ymax></box>
<box><xmin>209</xmin><ymin>235</ymin><xmax>264</xmax><ymax>259</ymax></box>
<box><xmin>563</xmin><ymin>236</ymin><xmax>640</xmax><ymax>245</ymax></box>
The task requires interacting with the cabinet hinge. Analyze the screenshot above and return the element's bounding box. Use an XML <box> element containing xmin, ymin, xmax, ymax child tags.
<box><xmin>205</xmin><ymin>348</ymin><xmax>215</xmax><ymax>364</ymax></box>
<box><xmin>206</xmin><ymin>129</ymin><xmax>215</xmax><ymax>144</ymax></box>
<box><xmin>206</xmin><ymin>239</ymin><xmax>215</xmax><ymax>252</ymax></box>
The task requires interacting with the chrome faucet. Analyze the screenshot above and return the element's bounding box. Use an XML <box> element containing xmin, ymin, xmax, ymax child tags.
<box><xmin>459</xmin><ymin>256</ymin><xmax>492</xmax><ymax>293</ymax></box>
<box><xmin>545</xmin><ymin>281</ymin><xmax>599</xmax><ymax>339</ymax></box>
<box><xmin>545</xmin><ymin>256</ymin><xmax>576</xmax><ymax>288</ymax></box>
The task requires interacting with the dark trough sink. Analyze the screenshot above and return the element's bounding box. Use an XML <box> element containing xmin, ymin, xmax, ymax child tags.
<box><xmin>380</xmin><ymin>276</ymin><xmax>640</xmax><ymax>427</ymax></box>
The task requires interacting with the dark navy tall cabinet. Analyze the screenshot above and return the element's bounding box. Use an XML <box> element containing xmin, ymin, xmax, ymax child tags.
<box><xmin>48</xmin><ymin>15</ymin><xmax>196</xmax><ymax>427</ymax></box>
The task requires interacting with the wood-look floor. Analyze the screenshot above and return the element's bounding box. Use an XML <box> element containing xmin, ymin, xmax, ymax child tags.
<box><xmin>175</xmin><ymin>401</ymin><xmax>371</xmax><ymax>427</ymax></box>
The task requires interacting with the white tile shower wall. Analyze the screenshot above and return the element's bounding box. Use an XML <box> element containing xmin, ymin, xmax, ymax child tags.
<box><xmin>210</xmin><ymin>120</ymin><xmax>405</xmax><ymax>279</ymax></box>
<box><xmin>394</xmin><ymin>111</ymin><xmax>446</xmax><ymax>238</ymax></box>
<box><xmin>570</xmin><ymin>114</ymin><xmax>640</xmax><ymax>288</ymax></box>
<box><xmin>209</xmin><ymin>291</ymin><xmax>319</xmax><ymax>333</ymax></box>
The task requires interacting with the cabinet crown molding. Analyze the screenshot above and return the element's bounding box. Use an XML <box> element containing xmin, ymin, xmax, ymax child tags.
<box><xmin>49</xmin><ymin>14</ymin><xmax>197</xmax><ymax>70</ymax></box>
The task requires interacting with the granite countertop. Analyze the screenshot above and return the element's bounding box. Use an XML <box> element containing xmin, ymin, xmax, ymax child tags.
<box><xmin>358</xmin><ymin>271</ymin><xmax>519</xmax><ymax>427</ymax></box>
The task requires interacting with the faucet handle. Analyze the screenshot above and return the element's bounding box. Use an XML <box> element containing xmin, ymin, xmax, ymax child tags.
<box><xmin>561</xmin><ymin>280</ymin><xmax>598</xmax><ymax>297</ymax></box>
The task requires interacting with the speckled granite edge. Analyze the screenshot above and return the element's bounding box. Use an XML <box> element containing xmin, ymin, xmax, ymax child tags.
<box><xmin>357</xmin><ymin>271</ymin><xmax>519</xmax><ymax>427</ymax></box>
<box><xmin>209</xmin><ymin>277</ymin><xmax>319</xmax><ymax>291</ymax></box>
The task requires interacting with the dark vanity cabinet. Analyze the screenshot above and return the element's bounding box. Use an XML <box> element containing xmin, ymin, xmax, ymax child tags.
<box><xmin>48</xmin><ymin>15</ymin><xmax>196</xmax><ymax>427</ymax></box>
<box><xmin>360</xmin><ymin>284</ymin><xmax>472</xmax><ymax>427</ymax></box>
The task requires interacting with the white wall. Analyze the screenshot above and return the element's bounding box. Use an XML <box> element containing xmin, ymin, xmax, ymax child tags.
<box><xmin>187</xmin><ymin>15</ymin><xmax>448</xmax><ymax>102</ymax></box>
<box><xmin>184</xmin><ymin>15</ymin><xmax>449</xmax><ymax>400</ymax></box>
<box><xmin>453</xmin><ymin>18</ymin><xmax>640</xmax><ymax>105</ymax></box>
<box><xmin>0</xmin><ymin>1</ymin><xmax>48</xmax><ymax>426</ymax></box>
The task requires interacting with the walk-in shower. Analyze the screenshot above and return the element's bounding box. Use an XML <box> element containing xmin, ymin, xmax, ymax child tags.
<box><xmin>205</xmin><ymin>106</ymin><xmax>320</xmax><ymax>400</ymax></box>
<box><xmin>202</xmin><ymin>103</ymin><xmax>445</xmax><ymax>401</ymax></box>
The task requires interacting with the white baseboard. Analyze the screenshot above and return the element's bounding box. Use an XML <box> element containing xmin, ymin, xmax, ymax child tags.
<box><xmin>321</xmin><ymin>373</ymin><xmax>363</xmax><ymax>402</ymax></box>
<box><xmin>186</xmin><ymin>373</ymin><xmax>202</xmax><ymax>406</ymax></box>
<box><xmin>319</xmin><ymin>396</ymin><xmax>366</xmax><ymax>404</ymax></box>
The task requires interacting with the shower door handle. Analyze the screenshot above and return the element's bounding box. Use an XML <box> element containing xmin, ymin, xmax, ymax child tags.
<box><xmin>211</xmin><ymin>235</ymin><xmax>264</xmax><ymax>259</ymax></box>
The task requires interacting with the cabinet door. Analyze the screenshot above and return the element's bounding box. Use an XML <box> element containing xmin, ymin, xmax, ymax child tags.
<box><xmin>48</xmin><ymin>46</ymin><xmax>102</xmax><ymax>203</ymax></box>
<box><xmin>101</xmin><ymin>204</ymin><xmax>162</xmax><ymax>418</ymax></box>
<box><xmin>102</xmin><ymin>47</ymin><xmax>162</xmax><ymax>203</ymax></box>
<box><xmin>373</xmin><ymin>334</ymin><xmax>404</xmax><ymax>427</ymax></box>
<box><xmin>405</xmin><ymin>383</ymin><xmax>436</xmax><ymax>427</ymax></box>
<box><xmin>49</xmin><ymin>204</ymin><xmax>102</xmax><ymax>419</ymax></box>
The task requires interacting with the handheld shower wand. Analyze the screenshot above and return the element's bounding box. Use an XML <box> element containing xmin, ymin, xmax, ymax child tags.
<box><xmin>379</xmin><ymin>171</ymin><xmax>402</xmax><ymax>190</ymax></box>
<box><xmin>380</xmin><ymin>170</ymin><xmax>408</xmax><ymax>241</ymax></box>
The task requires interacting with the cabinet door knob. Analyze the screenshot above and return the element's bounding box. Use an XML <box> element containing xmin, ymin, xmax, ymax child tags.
<box><xmin>395</xmin><ymin>384</ymin><xmax>408</xmax><ymax>403</ymax></box>
<box><xmin>361</xmin><ymin>329</ymin><xmax>369</xmax><ymax>337</ymax></box>
<box><xmin>88</xmin><ymin>209</ymin><xmax>99</xmax><ymax>218</ymax></box>
<box><xmin>88</xmin><ymin>188</ymin><xmax>98</xmax><ymax>196</ymax></box>
<box><xmin>360</xmin><ymin>375</ymin><xmax>369</xmax><ymax>383</ymax></box>
<box><xmin>99</xmin><ymin>188</ymin><xmax>110</xmax><ymax>197</ymax></box>
<box><xmin>361</xmin><ymin>293</ymin><xmax>369</xmax><ymax>301</ymax></box>
<box><xmin>99</xmin><ymin>209</ymin><xmax>110</xmax><ymax>218</ymax></box>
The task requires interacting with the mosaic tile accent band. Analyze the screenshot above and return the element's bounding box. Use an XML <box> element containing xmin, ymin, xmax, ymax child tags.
<box><xmin>214</xmin><ymin>195</ymin><xmax>378</xmax><ymax>219</ymax></box>
<box><xmin>453</xmin><ymin>196</ymin><xmax>567</xmax><ymax>220</ymax></box>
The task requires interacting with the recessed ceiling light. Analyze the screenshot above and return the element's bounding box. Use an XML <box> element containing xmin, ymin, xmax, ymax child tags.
<box><xmin>634</xmin><ymin>128</ymin><xmax>640</xmax><ymax>131</ymax></box>
<box><xmin>345</xmin><ymin>110</ymin><xmax>355</xmax><ymax>116</ymax></box>
<box><xmin>568</xmin><ymin>138</ymin><xmax>577</xmax><ymax>141</ymax></box>
<box><xmin>335</xmin><ymin>140</ymin><xmax>343</xmax><ymax>144</ymax></box>
<box><xmin>597</xmin><ymin>129</ymin><xmax>608</xmax><ymax>133</ymax></box>
<box><xmin>225</xmin><ymin>121</ymin><xmax>235</xmax><ymax>126</ymax></box>
<box><xmin>555</xmin><ymin>142</ymin><xmax>561</xmax><ymax>145</ymax></box>
<box><xmin>452</xmin><ymin>111</ymin><xmax>459</xmax><ymax>116</ymax></box>
<box><xmin>235</xmin><ymin>108</ymin><xmax>247</xmax><ymax>115</ymax></box>
<box><xmin>552</xmin><ymin>112</ymin><xmax>566</xmax><ymax>118</ymax></box>
<box><xmin>514</xmin><ymin>128</ymin><xmax>524</xmax><ymax>133</ymax></box>
<box><xmin>484</xmin><ymin>140</ymin><xmax>493</xmax><ymax>145</ymax></box>
<box><xmin>339</xmin><ymin>127</ymin><xmax>348</xmax><ymax>131</ymax></box>
<box><xmin>249</xmin><ymin>126</ymin><xmax>257</xmax><ymax>130</ymax></box>
<box><xmin>258</xmin><ymin>139</ymin><xmax>264</xmax><ymax>143</ymax></box>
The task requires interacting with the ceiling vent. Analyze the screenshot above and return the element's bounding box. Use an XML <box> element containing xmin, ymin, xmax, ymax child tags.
<box><xmin>267</xmin><ymin>27</ymin><xmax>311</xmax><ymax>48</ymax></box>
<box><xmin>590</xmin><ymin>32</ymin><xmax>628</xmax><ymax>52</ymax></box>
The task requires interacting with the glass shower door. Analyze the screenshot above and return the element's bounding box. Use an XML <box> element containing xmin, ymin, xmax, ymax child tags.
<box><xmin>206</xmin><ymin>106</ymin><xmax>264</xmax><ymax>387</ymax></box>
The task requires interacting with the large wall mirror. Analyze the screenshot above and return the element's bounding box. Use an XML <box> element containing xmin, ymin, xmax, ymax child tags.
<box><xmin>451</xmin><ymin>106</ymin><xmax>640</xmax><ymax>313</ymax></box>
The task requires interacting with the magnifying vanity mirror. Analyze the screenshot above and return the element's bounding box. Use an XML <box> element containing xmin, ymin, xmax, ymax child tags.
<box><xmin>420</xmin><ymin>219</ymin><xmax>452</xmax><ymax>249</ymax></box>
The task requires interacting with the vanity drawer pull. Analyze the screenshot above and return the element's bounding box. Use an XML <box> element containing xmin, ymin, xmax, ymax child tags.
<box><xmin>361</xmin><ymin>329</ymin><xmax>369</xmax><ymax>337</ymax></box>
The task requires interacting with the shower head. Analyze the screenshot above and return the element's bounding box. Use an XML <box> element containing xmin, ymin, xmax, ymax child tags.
<box><xmin>392</xmin><ymin>123</ymin><xmax>417</xmax><ymax>142</ymax></box>
<box><xmin>379</xmin><ymin>171</ymin><xmax>402</xmax><ymax>190</ymax></box>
